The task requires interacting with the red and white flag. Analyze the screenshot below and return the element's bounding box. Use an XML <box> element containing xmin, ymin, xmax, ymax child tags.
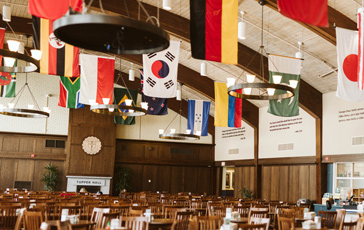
<box><xmin>28</xmin><ymin>0</ymin><xmax>83</xmax><ymax>20</ymax></box>
<box><xmin>336</xmin><ymin>27</ymin><xmax>364</xmax><ymax>101</ymax></box>
<box><xmin>358</xmin><ymin>8</ymin><xmax>364</xmax><ymax>90</ymax></box>
<box><xmin>79</xmin><ymin>54</ymin><xmax>115</xmax><ymax>105</ymax></box>
<box><xmin>277</xmin><ymin>0</ymin><xmax>328</xmax><ymax>27</ymax></box>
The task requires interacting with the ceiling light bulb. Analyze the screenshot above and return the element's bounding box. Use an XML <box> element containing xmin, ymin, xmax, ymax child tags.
<box><xmin>176</xmin><ymin>89</ymin><xmax>181</xmax><ymax>101</ymax></box>
<box><xmin>200</xmin><ymin>62</ymin><xmax>207</xmax><ymax>76</ymax></box>
<box><xmin>238</xmin><ymin>21</ymin><xmax>246</xmax><ymax>40</ymax></box>
<box><xmin>267</xmin><ymin>88</ymin><xmax>275</xmax><ymax>96</ymax></box>
<box><xmin>186</xmin><ymin>129</ymin><xmax>191</xmax><ymax>134</ymax></box>
<box><xmin>289</xmin><ymin>80</ymin><xmax>298</xmax><ymax>89</ymax></box>
<box><xmin>43</xmin><ymin>107</ymin><xmax>50</xmax><ymax>113</ymax></box>
<box><xmin>28</xmin><ymin>104</ymin><xmax>34</xmax><ymax>109</ymax></box>
<box><xmin>102</xmin><ymin>98</ymin><xmax>110</xmax><ymax>104</ymax></box>
<box><xmin>226</xmin><ymin>78</ymin><xmax>236</xmax><ymax>87</ymax></box>
<box><xmin>17</xmin><ymin>43</ymin><xmax>24</xmax><ymax>54</ymax></box>
<box><xmin>246</xmin><ymin>75</ymin><xmax>255</xmax><ymax>83</ymax></box>
<box><xmin>196</xmin><ymin>131</ymin><xmax>201</xmax><ymax>136</ymax></box>
<box><xmin>8</xmin><ymin>103</ymin><xmax>14</xmax><ymax>108</ymax></box>
<box><xmin>125</xmin><ymin>99</ymin><xmax>132</xmax><ymax>106</ymax></box>
<box><xmin>108</xmin><ymin>108</ymin><xmax>114</xmax><ymax>112</ymax></box>
<box><xmin>159</xmin><ymin>129</ymin><xmax>164</xmax><ymax>134</ymax></box>
<box><xmin>141</xmin><ymin>102</ymin><xmax>148</xmax><ymax>110</ymax></box>
<box><xmin>163</xmin><ymin>0</ymin><xmax>171</xmax><ymax>10</ymax></box>
<box><xmin>129</xmin><ymin>69</ymin><xmax>135</xmax><ymax>81</ymax></box>
<box><xmin>170</xmin><ymin>129</ymin><xmax>176</xmax><ymax>134</ymax></box>
<box><xmin>3</xmin><ymin>57</ymin><xmax>15</xmax><ymax>67</ymax></box>
<box><xmin>2</xmin><ymin>5</ymin><xmax>11</xmax><ymax>22</ymax></box>
<box><xmin>7</xmin><ymin>40</ymin><xmax>20</xmax><ymax>52</ymax></box>
<box><xmin>295</xmin><ymin>51</ymin><xmax>303</xmax><ymax>59</ymax></box>
<box><xmin>244</xmin><ymin>88</ymin><xmax>252</xmax><ymax>95</ymax></box>
<box><xmin>31</xmin><ymin>49</ymin><xmax>42</xmax><ymax>60</ymax></box>
<box><xmin>129</xmin><ymin>109</ymin><xmax>134</xmax><ymax>113</ymax></box>
<box><xmin>273</xmin><ymin>75</ymin><xmax>282</xmax><ymax>84</ymax></box>
<box><xmin>89</xmin><ymin>99</ymin><xmax>97</xmax><ymax>105</ymax></box>
<box><xmin>0</xmin><ymin>104</ymin><xmax>3</xmax><ymax>109</ymax></box>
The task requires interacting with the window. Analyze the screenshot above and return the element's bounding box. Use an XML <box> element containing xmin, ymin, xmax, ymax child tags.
<box><xmin>334</xmin><ymin>162</ymin><xmax>364</xmax><ymax>192</ymax></box>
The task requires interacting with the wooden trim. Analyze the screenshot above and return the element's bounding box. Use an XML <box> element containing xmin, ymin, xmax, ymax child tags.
<box><xmin>215</xmin><ymin>159</ymin><xmax>255</xmax><ymax>167</ymax></box>
<box><xmin>116</xmin><ymin>158</ymin><xmax>214</xmax><ymax>167</ymax></box>
<box><xmin>0</xmin><ymin>132</ymin><xmax>67</xmax><ymax>139</ymax></box>
<box><xmin>258</xmin><ymin>156</ymin><xmax>316</xmax><ymax>165</ymax></box>
<box><xmin>323</xmin><ymin>153</ymin><xmax>364</xmax><ymax>163</ymax></box>
<box><xmin>116</xmin><ymin>138</ymin><xmax>215</xmax><ymax>147</ymax></box>
<box><xmin>0</xmin><ymin>152</ymin><xmax>66</xmax><ymax>161</ymax></box>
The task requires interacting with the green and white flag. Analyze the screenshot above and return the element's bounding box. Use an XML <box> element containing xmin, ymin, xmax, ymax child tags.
<box><xmin>267</xmin><ymin>54</ymin><xmax>302</xmax><ymax>117</ymax></box>
<box><xmin>114</xmin><ymin>88</ymin><xmax>138</xmax><ymax>125</ymax></box>
<box><xmin>0</xmin><ymin>60</ymin><xmax>16</xmax><ymax>98</ymax></box>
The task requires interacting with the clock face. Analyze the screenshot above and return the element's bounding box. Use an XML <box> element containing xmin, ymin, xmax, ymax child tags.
<box><xmin>82</xmin><ymin>136</ymin><xmax>102</xmax><ymax>155</ymax></box>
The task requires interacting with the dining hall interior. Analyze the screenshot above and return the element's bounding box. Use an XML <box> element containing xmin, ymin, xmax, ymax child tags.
<box><xmin>0</xmin><ymin>0</ymin><xmax>363</xmax><ymax>229</ymax></box>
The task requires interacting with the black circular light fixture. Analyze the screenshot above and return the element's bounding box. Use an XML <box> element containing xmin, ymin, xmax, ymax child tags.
<box><xmin>0</xmin><ymin>49</ymin><xmax>40</xmax><ymax>73</ymax></box>
<box><xmin>90</xmin><ymin>104</ymin><xmax>147</xmax><ymax>116</ymax></box>
<box><xmin>0</xmin><ymin>108</ymin><xmax>49</xmax><ymax>118</ymax></box>
<box><xmin>53</xmin><ymin>14</ymin><xmax>170</xmax><ymax>55</ymax></box>
<box><xmin>159</xmin><ymin>133</ymin><xmax>201</xmax><ymax>140</ymax></box>
<box><xmin>228</xmin><ymin>83</ymin><xmax>295</xmax><ymax>100</ymax></box>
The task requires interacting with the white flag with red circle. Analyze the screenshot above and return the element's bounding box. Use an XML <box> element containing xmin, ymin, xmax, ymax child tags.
<box><xmin>358</xmin><ymin>8</ymin><xmax>364</xmax><ymax>90</ymax></box>
<box><xmin>336</xmin><ymin>27</ymin><xmax>364</xmax><ymax>101</ymax></box>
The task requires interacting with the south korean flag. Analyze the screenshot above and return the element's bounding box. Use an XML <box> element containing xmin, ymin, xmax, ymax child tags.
<box><xmin>142</xmin><ymin>40</ymin><xmax>180</xmax><ymax>98</ymax></box>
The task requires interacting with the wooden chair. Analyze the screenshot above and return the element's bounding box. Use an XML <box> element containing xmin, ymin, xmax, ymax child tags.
<box><xmin>248</xmin><ymin>210</ymin><xmax>269</xmax><ymax>223</ymax></box>
<box><xmin>234</xmin><ymin>205</ymin><xmax>251</xmax><ymax>217</ymax></box>
<box><xmin>91</xmin><ymin>207</ymin><xmax>110</xmax><ymax>227</ymax></box>
<box><xmin>173</xmin><ymin>211</ymin><xmax>193</xmax><ymax>230</ymax></box>
<box><xmin>281</xmin><ymin>209</ymin><xmax>296</xmax><ymax>218</ymax></box>
<box><xmin>56</xmin><ymin>220</ymin><xmax>73</xmax><ymax>230</ymax></box>
<box><xmin>14</xmin><ymin>207</ymin><xmax>26</xmax><ymax>230</ymax></box>
<box><xmin>277</xmin><ymin>216</ymin><xmax>295</xmax><ymax>230</ymax></box>
<box><xmin>208</xmin><ymin>206</ymin><xmax>225</xmax><ymax>217</ymax></box>
<box><xmin>339</xmin><ymin>221</ymin><xmax>357</xmax><ymax>230</ymax></box>
<box><xmin>356</xmin><ymin>217</ymin><xmax>364</xmax><ymax>230</ymax></box>
<box><xmin>24</xmin><ymin>210</ymin><xmax>44</xmax><ymax>230</ymax></box>
<box><xmin>0</xmin><ymin>205</ymin><xmax>22</xmax><ymax>229</ymax></box>
<box><xmin>58</xmin><ymin>205</ymin><xmax>82</xmax><ymax>220</ymax></box>
<box><xmin>129</xmin><ymin>209</ymin><xmax>143</xmax><ymax>216</ymax></box>
<box><xmin>100</xmin><ymin>212</ymin><xmax>121</xmax><ymax>228</ymax></box>
<box><xmin>249</xmin><ymin>217</ymin><xmax>270</xmax><ymax>230</ymax></box>
<box><xmin>164</xmin><ymin>207</ymin><xmax>186</xmax><ymax>219</ymax></box>
<box><xmin>318</xmin><ymin>211</ymin><xmax>337</xmax><ymax>228</ymax></box>
<box><xmin>196</xmin><ymin>216</ymin><xmax>223</xmax><ymax>230</ymax></box>
<box><xmin>337</xmin><ymin>209</ymin><xmax>346</xmax><ymax>229</ymax></box>
<box><xmin>236</xmin><ymin>223</ymin><xmax>267</xmax><ymax>230</ymax></box>
<box><xmin>121</xmin><ymin>216</ymin><xmax>148</xmax><ymax>230</ymax></box>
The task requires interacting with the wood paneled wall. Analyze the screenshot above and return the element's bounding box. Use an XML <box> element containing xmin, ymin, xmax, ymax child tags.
<box><xmin>261</xmin><ymin>165</ymin><xmax>316</xmax><ymax>202</ymax></box>
<box><xmin>66</xmin><ymin>106</ymin><xmax>116</xmax><ymax>176</ymax></box>
<box><xmin>115</xmin><ymin>140</ymin><xmax>215</xmax><ymax>194</ymax></box>
<box><xmin>234</xmin><ymin>166</ymin><xmax>255</xmax><ymax>198</ymax></box>
<box><xmin>0</xmin><ymin>132</ymin><xmax>67</xmax><ymax>191</ymax></box>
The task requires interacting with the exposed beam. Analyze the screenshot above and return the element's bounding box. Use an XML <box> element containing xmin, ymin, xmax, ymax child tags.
<box><xmin>114</xmin><ymin>70</ymin><xmax>215</xmax><ymax>136</ymax></box>
<box><xmin>264</xmin><ymin>0</ymin><xmax>357</xmax><ymax>45</ymax></box>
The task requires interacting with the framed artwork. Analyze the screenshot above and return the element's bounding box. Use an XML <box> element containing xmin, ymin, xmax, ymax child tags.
<box><xmin>226</xmin><ymin>173</ymin><xmax>230</xmax><ymax>188</ymax></box>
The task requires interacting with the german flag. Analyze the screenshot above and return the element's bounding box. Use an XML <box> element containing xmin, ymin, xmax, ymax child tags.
<box><xmin>190</xmin><ymin>0</ymin><xmax>238</xmax><ymax>64</ymax></box>
<box><xmin>32</xmin><ymin>16</ymin><xmax>79</xmax><ymax>77</ymax></box>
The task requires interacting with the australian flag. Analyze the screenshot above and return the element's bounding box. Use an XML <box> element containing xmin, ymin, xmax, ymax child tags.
<box><xmin>187</xmin><ymin>99</ymin><xmax>210</xmax><ymax>136</ymax></box>
<box><xmin>140</xmin><ymin>69</ymin><xmax>168</xmax><ymax>115</ymax></box>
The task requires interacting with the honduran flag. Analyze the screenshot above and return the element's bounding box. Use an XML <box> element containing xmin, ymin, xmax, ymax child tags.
<box><xmin>190</xmin><ymin>0</ymin><xmax>238</xmax><ymax>64</ymax></box>
<box><xmin>79</xmin><ymin>54</ymin><xmax>115</xmax><ymax>105</ymax></box>
<box><xmin>33</xmin><ymin>16</ymin><xmax>80</xmax><ymax>77</ymax></box>
<box><xmin>187</xmin><ymin>100</ymin><xmax>211</xmax><ymax>136</ymax></box>
<box><xmin>214</xmin><ymin>82</ymin><xmax>242</xmax><ymax>127</ymax></box>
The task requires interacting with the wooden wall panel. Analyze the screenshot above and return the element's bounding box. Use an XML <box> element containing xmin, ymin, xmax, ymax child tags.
<box><xmin>0</xmin><ymin>159</ymin><xmax>16</xmax><ymax>188</ymax></box>
<box><xmin>279</xmin><ymin>166</ymin><xmax>289</xmax><ymax>201</ymax></box>
<box><xmin>234</xmin><ymin>166</ymin><xmax>254</xmax><ymax>198</ymax></box>
<box><xmin>156</xmin><ymin>165</ymin><xmax>172</xmax><ymax>192</ymax></box>
<box><xmin>15</xmin><ymin>160</ymin><xmax>34</xmax><ymax>182</ymax></box>
<box><xmin>3</xmin><ymin>137</ymin><xmax>19</xmax><ymax>152</ymax></box>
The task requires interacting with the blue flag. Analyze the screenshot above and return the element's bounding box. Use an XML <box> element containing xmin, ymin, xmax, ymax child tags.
<box><xmin>140</xmin><ymin>69</ymin><xmax>168</xmax><ymax>115</ymax></box>
<box><xmin>187</xmin><ymin>99</ymin><xmax>210</xmax><ymax>136</ymax></box>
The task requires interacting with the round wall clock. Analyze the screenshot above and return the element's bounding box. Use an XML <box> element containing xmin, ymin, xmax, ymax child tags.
<box><xmin>82</xmin><ymin>136</ymin><xmax>102</xmax><ymax>155</ymax></box>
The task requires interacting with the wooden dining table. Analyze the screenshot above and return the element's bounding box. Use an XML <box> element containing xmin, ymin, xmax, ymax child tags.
<box><xmin>230</xmin><ymin>217</ymin><xmax>249</xmax><ymax>223</ymax></box>
<box><xmin>45</xmin><ymin>220</ymin><xmax>96</xmax><ymax>230</ymax></box>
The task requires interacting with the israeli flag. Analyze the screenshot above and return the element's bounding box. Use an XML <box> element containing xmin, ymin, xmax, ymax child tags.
<box><xmin>187</xmin><ymin>100</ymin><xmax>211</xmax><ymax>136</ymax></box>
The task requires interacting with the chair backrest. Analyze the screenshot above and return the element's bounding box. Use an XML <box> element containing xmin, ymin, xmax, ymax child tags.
<box><xmin>337</xmin><ymin>209</ymin><xmax>346</xmax><ymax>229</ymax></box>
<box><xmin>173</xmin><ymin>211</ymin><xmax>193</xmax><ymax>230</ymax></box>
<box><xmin>356</xmin><ymin>217</ymin><xmax>364</xmax><ymax>230</ymax></box>
<box><xmin>14</xmin><ymin>207</ymin><xmax>26</xmax><ymax>230</ymax></box>
<box><xmin>56</xmin><ymin>220</ymin><xmax>72</xmax><ymax>230</ymax></box>
<box><xmin>0</xmin><ymin>205</ymin><xmax>20</xmax><ymax>228</ymax></box>
<box><xmin>277</xmin><ymin>216</ymin><xmax>295</xmax><ymax>230</ymax></box>
<box><xmin>58</xmin><ymin>205</ymin><xmax>82</xmax><ymax>220</ymax></box>
<box><xmin>318</xmin><ymin>211</ymin><xmax>337</xmax><ymax>228</ymax></box>
<box><xmin>250</xmin><ymin>217</ymin><xmax>270</xmax><ymax>230</ymax></box>
<box><xmin>24</xmin><ymin>210</ymin><xmax>44</xmax><ymax>230</ymax></box>
<box><xmin>234</xmin><ymin>205</ymin><xmax>251</xmax><ymax>217</ymax></box>
<box><xmin>196</xmin><ymin>216</ymin><xmax>223</xmax><ymax>230</ymax></box>
<box><xmin>129</xmin><ymin>209</ymin><xmax>143</xmax><ymax>216</ymax></box>
<box><xmin>281</xmin><ymin>209</ymin><xmax>296</xmax><ymax>218</ymax></box>
<box><xmin>339</xmin><ymin>221</ymin><xmax>357</xmax><ymax>230</ymax></box>
<box><xmin>121</xmin><ymin>216</ymin><xmax>148</xmax><ymax>230</ymax></box>
<box><xmin>249</xmin><ymin>210</ymin><xmax>268</xmax><ymax>222</ymax></box>
<box><xmin>208</xmin><ymin>206</ymin><xmax>226</xmax><ymax>217</ymax></box>
<box><xmin>91</xmin><ymin>207</ymin><xmax>110</xmax><ymax>227</ymax></box>
<box><xmin>237</xmin><ymin>223</ymin><xmax>267</xmax><ymax>230</ymax></box>
<box><xmin>100</xmin><ymin>212</ymin><xmax>121</xmax><ymax>228</ymax></box>
<box><xmin>164</xmin><ymin>207</ymin><xmax>187</xmax><ymax>219</ymax></box>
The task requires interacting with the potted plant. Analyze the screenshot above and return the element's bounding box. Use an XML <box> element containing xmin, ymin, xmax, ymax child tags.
<box><xmin>114</xmin><ymin>166</ymin><xmax>131</xmax><ymax>195</ymax></box>
<box><xmin>240</xmin><ymin>186</ymin><xmax>255</xmax><ymax>199</ymax></box>
<box><xmin>40</xmin><ymin>162</ymin><xmax>60</xmax><ymax>192</ymax></box>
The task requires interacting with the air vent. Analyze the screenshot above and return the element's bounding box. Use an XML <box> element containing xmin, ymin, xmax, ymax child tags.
<box><xmin>228</xmin><ymin>148</ymin><xmax>239</xmax><ymax>155</ymax></box>
<box><xmin>352</xmin><ymin>136</ymin><xmax>364</xmax><ymax>146</ymax></box>
<box><xmin>45</xmin><ymin>139</ymin><xmax>66</xmax><ymax>148</ymax></box>
<box><xmin>170</xmin><ymin>148</ymin><xmax>193</xmax><ymax>154</ymax></box>
<box><xmin>278</xmin><ymin>143</ymin><xmax>294</xmax><ymax>151</ymax></box>
<box><xmin>14</xmin><ymin>181</ymin><xmax>32</xmax><ymax>190</ymax></box>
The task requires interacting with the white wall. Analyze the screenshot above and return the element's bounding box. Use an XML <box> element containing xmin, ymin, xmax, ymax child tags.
<box><xmin>259</xmin><ymin>106</ymin><xmax>316</xmax><ymax>158</ymax></box>
<box><xmin>215</xmin><ymin>120</ymin><xmax>254</xmax><ymax>161</ymax></box>
<box><xmin>0</xmin><ymin>72</ymin><xmax>69</xmax><ymax>135</ymax></box>
<box><xmin>115</xmin><ymin>108</ymin><xmax>213</xmax><ymax>144</ymax></box>
<box><xmin>323</xmin><ymin>92</ymin><xmax>364</xmax><ymax>155</ymax></box>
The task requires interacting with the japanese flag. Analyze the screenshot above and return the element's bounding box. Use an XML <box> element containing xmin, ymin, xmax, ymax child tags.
<box><xmin>142</xmin><ymin>41</ymin><xmax>180</xmax><ymax>98</ymax></box>
<box><xmin>336</xmin><ymin>27</ymin><xmax>364</xmax><ymax>101</ymax></box>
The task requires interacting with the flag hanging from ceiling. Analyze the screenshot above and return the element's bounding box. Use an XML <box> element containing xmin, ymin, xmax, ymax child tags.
<box><xmin>277</xmin><ymin>0</ymin><xmax>329</xmax><ymax>27</ymax></box>
<box><xmin>214</xmin><ymin>82</ymin><xmax>242</xmax><ymax>127</ymax></box>
<box><xmin>58</xmin><ymin>76</ymin><xmax>84</xmax><ymax>109</ymax></box>
<box><xmin>142</xmin><ymin>40</ymin><xmax>180</xmax><ymax>98</ymax></box>
<box><xmin>28</xmin><ymin>0</ymin><xmax>83</xmax><ymax>20</ymax></box>
<box><xmin>336</xmin><ymin>27</ymin><xmax>364</xmax><ymax>101</ymax></box>
<box><xmin>187</xmin><ymin>99</ymin><xmax>211</xmax><ymax>136</ymax></box>
<box><xmin>0</xmin><ymin>27</ymin><xmax>5</xmax><ymax>65</ymax></box>
<box><xmin>140</xmin><ymin>69</ymin><xmax>168</xmax><ymax>115</ymax></box>
<box><xmin>32</xmin><ymin>16</ymin><xmax>80</xmax><ymax>77</ymax></box>
<box><xmin>114</xmin><ymin>88</ymin><xmax>138</xmax><ymax>125</ymax></box>
<box><xmin>0</xmin><ymin>61</ymin><xmax>16</xmax><ymax>98</ymax></box>
<box><xmin>79</xmin><ymin>54</ymin><xmax>115</xmax><ymax>105</ymax></box>
<box><xmin>267</xmin><ymin>54</ymin><xmax>302</xmax><ymax>117</ymax></box>
<box><xmin>190</xmin><ymin>0</ymin><xmax>238</xmax><ymax>64</ymax></box>
<box><xmin>358</xmin><ymin>8</ymin><xmax>364</xmax><ymax>90</ymax></box>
